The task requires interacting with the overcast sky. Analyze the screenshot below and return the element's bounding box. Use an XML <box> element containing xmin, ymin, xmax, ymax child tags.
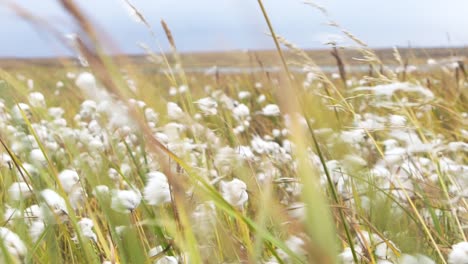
<box><xmin>1</xmin><ymin>0</ymin><xmax>467</xmax><ymax>57</ymax></box>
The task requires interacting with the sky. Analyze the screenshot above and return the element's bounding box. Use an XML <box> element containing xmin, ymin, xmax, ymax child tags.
<box><xmin>0</xmin><ymin>0</ymin><xmax>467</xmax><ymax>58</ymax></box>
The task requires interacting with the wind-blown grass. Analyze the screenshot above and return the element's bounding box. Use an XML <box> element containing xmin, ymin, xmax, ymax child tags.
<box><xmin>0</xmin><ymin>1</ymin><xmax>467</xmax><ymax>264</ymax></box>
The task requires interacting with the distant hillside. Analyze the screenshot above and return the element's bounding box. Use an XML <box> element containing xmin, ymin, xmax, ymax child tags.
<box><xmin>0</xmin><ymin>46</ymin><xmax>466</xmax><ymax>69</ymax></box>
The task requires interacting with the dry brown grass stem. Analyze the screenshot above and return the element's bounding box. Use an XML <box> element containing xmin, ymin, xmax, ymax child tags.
<box><xmin>161</xmin><ymin>20</ymin><xmax>177</xmax><ymax>51</ymax></box>
<box><xmin>330</xmin><ymin>46</ymin><xmax>348</xmax><ymax>88</ymax></box>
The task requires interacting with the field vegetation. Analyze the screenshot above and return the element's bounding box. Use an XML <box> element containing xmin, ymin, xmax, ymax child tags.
<box><xmin>0</xmin><ymin>1</ymin><xmax>467</xmax><ymax>263</ymax></box>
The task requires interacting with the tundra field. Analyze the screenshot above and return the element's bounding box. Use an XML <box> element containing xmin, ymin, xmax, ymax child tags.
<box><xmin>0</xmin><ymin>7</ymin><xmax>468</xmax><ymax>264</ymax></box>
<box><xmin>0</xmin><ymin>44</ymin><xmax>466</xmax><ymax>264</ymax></box>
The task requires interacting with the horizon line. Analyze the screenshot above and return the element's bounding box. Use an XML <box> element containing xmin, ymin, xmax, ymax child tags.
<box><xmin>0</xmin><ymin>44</ymin><xmax>466</xmax><ymax>61</ymax></box>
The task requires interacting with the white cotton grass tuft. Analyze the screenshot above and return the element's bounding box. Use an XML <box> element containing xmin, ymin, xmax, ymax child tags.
<box><xmin>115</xmin><ymin>225</ymin><xmax>128</xmax><ymax>236</ymax></box>
<box><xmin>4</xmin><ymin>206</ymin><xmax>21</xmax><ymax>223</ymax></box>
<box><xmin>238</xmin><ymin>91</ymin><xmax>251</xmax><ymax>99</ymax></box>
<box><xmin>75</xmin><ymin>218</ymin><xmax>97</xmax><ymax>242</ymax></box>
<box><xmin>58</xmin><ymin>169</ymin><xmax>80</xmax><ymax>193</ymax></box>
<box><xmin>232</xmin><ymin>103</ymin><xmax>250</xmax><ymax>120</ymax></box>
<box><xmin>29</xmin><ymin>220</ymin><xmax>45</xmax><ymax>243</ymax></box>
<box><xmin>143</xmin><ymin>171</ymin><xmax>171</xmax><ymax>206</ymax></box>
<box><xmin>351</xmin><ymin>82</ymin><xmax>434</xmax><ymax>99</ymax></box>
<box><xmin>169</xmin><ymin>86</ymin><xmax>178</xmax><ymax>96</ymax></box>
<box><xmin>48</xmin><ymin>107</ymin><xmax>65</xmax><ymax>119</ymax></box>
<box><xmin>261</xmin><ymin>104</ymin><xmax>281</xmax><ymax>116</ymax></box>
<box><xmin>167</xmin><ymin>102</ymin><xmax>184</xmax><ymax>120</ymax></box>
<box><xmin>8</xmin><ymin>182</ymin><xmax>33</xmax><ymax>201</ymax></box>
<box><xmin>257</xmin><ymin>94</ymin><xmax>266</xmax><ymax>103</ymax></box>
<box><xmin>75</xmin><ymin>72</ymin><xmax>97</xmax><ymax>93</ymax></box>
<box><xmin>331</xmin><ymin>73</ymin><xmax>340</xmax><ymax>79</ymax></box>
<box><xmin>40</xmin><ymin>189</ymin><xmax>68</xmax><ymax>222</ymax></box>
<box><xmin>178</xmin><ymin>85</ymin><xmax>188</xmax><ymax>94</ymax></box>
<box><xmin>30</xmin><ymin>148</ymin><xmax>47</xmax><ymax>165</ymax></box>
<box><xmin>195</xmin><ymin>97</ymin><xmax>218</xmax><ymax>115</ymax></box>
<box><xmin>287</xmin><ymin>202</ymin><xmax>306</xmax><ymax>220</ymax></box>
<box><xmin>272</xmin><ymin>128</ymin><xmax>281</xmax><ymax>138</ymax></box>
<box><xmin>27</xmin><ymin>79</ymin><xmax>34</xmax><ymax>89</ymax></box>
<box><xmin>76</xmin><ymin>73</ymin><xmax>134</xmax><ymax>129</ymax></box>
<box><xmin>219</xmin><ymin>178</ymin><xmax>248</xmax><ymax>209</ymax></box>
<box><xmin>111</xmin><ymin>188</ymin><xmax>142</xmax><ymax>213</ymax></box>
<box><xmin>144</xmin><ymin>107</ymin><xmax>159</xmax><ymax>123</ymax></box>
<box><xmin>448</xmin><ymin>242</ymin><xmax>468</xmax><ymax>264</ymax></box>
<box><xmin>24</xmin><ymin>204</ymin><xmax>43</xmax><ymax>222</ymax></box>
<box><xmin>447</xmin><ymin>142</ymin><xmax>468</xmax><ymax>152</ymax></box>
<box><xmin>66</xmin><ymin>72</ymin><xmax>76</xmax><ymax>79</ymax></box>
<box><xmin>236</xmin><ymin>145</ymin><xmax>255</xmax><ymax>160</ymax></box>
<box><xmin>68</xmin><ymin>188</ymin><xmax>86</xmax><ymax>210</ymax></box>
<box><xmin>272</xmin><ymin>235</ymin><xmax>307</xmax><ymax>262</ymax></box>
<box><xmin>427</xmin><ymin>58</ymin><xmax>437</xmax><ymax>65</ymax></box>
<box><xmin>0</xmin><ymin>227</ymin><xmax>27</xmax><ymax>261</ymax></box>
<box><xmin>92</xmin><ymin>185</ymin><xmax>110</xmax><ymax>198</ymax></box>
<box><xmin>0</xmin><ymin>153</ymin><xmax>12</xmax><ymax>169</ymax></box>
<box><xmin>28</xmin><ymin>91</ymin><xmax>46</xmax><ymax>108</ymax></box>
<box><xmin>11</xmin><ymin>103</ymin><xmax>32</xmax><ymax>121</ymax></box>
<box><xmin>389</xmin><ymin>114</ymin><xmax>407</xmax><ymax>127</ymax></box>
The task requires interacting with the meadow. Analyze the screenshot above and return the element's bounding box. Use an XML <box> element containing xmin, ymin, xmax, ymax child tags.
<box><xmin>0</xmin><ymin>2</ymin><xmax>467</xmax><ymax>264</ymax></box>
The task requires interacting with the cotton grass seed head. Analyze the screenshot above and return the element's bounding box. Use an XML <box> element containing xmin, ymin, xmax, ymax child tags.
<box><xmin>143</xmin><ymin>171</ymin><xmax>171</xmax><ymax>206</ymax></box>
<box><xmin>448</xmin><ymin>242</ymin><xmax>468</xmax><ymax>264</ymax></box>
<box><xmin>261</xmin><ymin>104</ymin><xmax>280</xmax><ymax>116</ymax></box>
<box><xmin>220</xmin><ymin>178</ymin><xmax>248</xmax><ymax>209</ymax></box>
<box><xmin>111</xmin><ymin>188</ymin><xmax>142</xmax><ymax>213</ymax></box>
<box><xmin>40</xmin><ymin>189</ymin><xmax>68</xmax><ymax>222</ymax></box>
<box><xmin>8</xmin><ymin>182</ymin><xmax>33</xmax><ymax>202</ymax></box>
<box><xmin>0</xmin><ymin>227</ymin><xmax>27</xmax><ymax>261</ymax></box>
<box><xmin>11</xmin><ymin>103</ymin><xmax>32</xmax><ymax>121</ymax></box>
<box><xmin>58</xmin><ymin>169</ymin><xmax>80</xmax><ymax>193</ymax></box>
<box><xmin>195</xmin><ymin>97</ymin><xmax>218</xmax><ymax>116</ymax></box>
